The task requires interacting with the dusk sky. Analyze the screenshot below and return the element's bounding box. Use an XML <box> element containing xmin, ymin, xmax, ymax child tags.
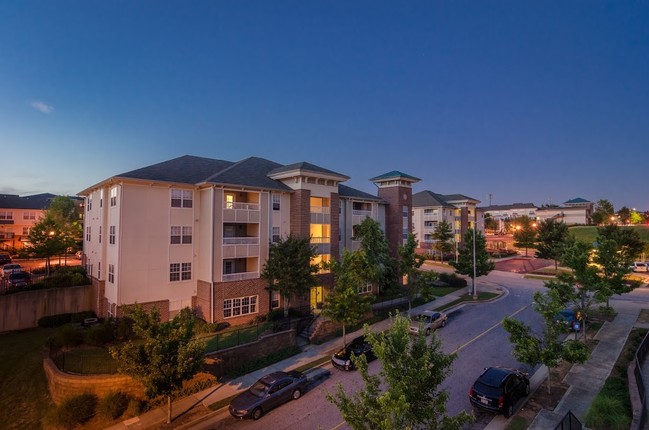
<box><xmin>1</xmin><ymin>1</ymin><xmax>647</xmax><ymax>210</ymax></box>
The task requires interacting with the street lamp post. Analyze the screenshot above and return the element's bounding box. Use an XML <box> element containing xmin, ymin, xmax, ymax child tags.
<box><xmin>472</xmin><ymin>227</ymin><xmax>477</xmax><ymax>299</ymax></box>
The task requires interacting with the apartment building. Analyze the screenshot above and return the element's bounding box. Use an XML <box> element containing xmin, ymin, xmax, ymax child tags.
<box><xmin>480</xmin><ymin>203</ymin><xmax>538</xmax><ymax>232</ymax></box>
<box><xmin>536</xmin><ymin>198</ymin><xmax>593</xmax><ymax>225</ymax></box>
<box><xmin>0</xmin><ymin>193</ymin><xmax>79</xmax><ymax>251</ymax></box>
<box><xmin>79</xmin><ymin>155</ymin><xmax>417</xmax><ymax>325</ymax></box>
<box><xmin>412</xmin><ymin>191</ymin><xmax>484</xmax><ymax>253</ymax></box>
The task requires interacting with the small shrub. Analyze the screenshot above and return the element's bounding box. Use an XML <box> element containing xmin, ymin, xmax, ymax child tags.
<box><xmin>447</xmin><ymin>274</ymin><xmax>467</xmax><ymax>288</ymax></box>
<box><xmin>115</xmin><ymin>317</ymin><xmax>135</xmax><ymax>341</ymax></box>
<box><xmin>48</xmin><ymin>393</ymin><xmax>98</xmax><ymax>428</ymax></box>
<box><xmin>69</xmin><ymin>311</ymin><xmax>97</xmax><ymax>324</ymax></box>
<box><xmin>98</xmin><ymin>391</ymin><xmax>129</xmax><ymax>420</ymax></box>
<box><xmin>180</xmin><ymin>372</ymin><xmax>218</xmax><ymax>396</ymax></box>
<box><xmin>123</xmin><ymin>398</ymin><xmax>148</xmax><ymax>418</ymax></box>
<box><xmin>84</xmin><ymin>322</ymin><xmax>114</xmax><ymax>346</ymax></box>
<box><xmin>56</xmin><ymin>325</ymin><xmax>84</xmax><ymax>347</ymax></box>
<box><xmin>38</xmin><ymin>313</ymin><xmax>73</xmax><ymax>328</ymax></box>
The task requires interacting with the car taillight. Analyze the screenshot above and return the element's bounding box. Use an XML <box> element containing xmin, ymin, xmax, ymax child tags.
<box><xmin>498</xmin><ymin>395</ymin><xmax>504</xmax><ymax>408</ymax></box>
<box><xmin>469</xmin><ymin>387</ymin><xmax>473</xmax><ymax>397</ymax></box>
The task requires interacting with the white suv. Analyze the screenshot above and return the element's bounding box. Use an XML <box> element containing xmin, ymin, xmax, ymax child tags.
<box><xmin>630</xmin><ymin>262</ymin><xmax>649</xmax><ymax>272</ymax></box>
<box><xmin>1</xmin><ymin>263</ymin><xmax>23</xmax><ymax>278</ymax></box>
<box><xmin>409</xmin><ymin>310</ymin><xmax>448</xmax><ymax>336</ymax></box>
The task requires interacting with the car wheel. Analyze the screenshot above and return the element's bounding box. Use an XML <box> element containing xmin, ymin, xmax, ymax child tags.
<box><xmin>504</xmin><ymin>403</ymin><xmax>513</xmax><ymax>418</ymax></box>
<box><xmin>252</xmin><ymin>407</ymin><xmax>263</xmax><ymax>420</ymax></box>
<box><xmin>425</xmin><ymin>328</ymin><xmax>431</xmax><ymax>336</ymax></box>
<box><xmin>292</xmin><ymin>389</ymin><xmax>302</xmax><ymax>400</ymax></box>
<box><xmin>525</xmin><ymin>382</ymin><xmax>530</xmax><ymax>395</ymax></box>
<box><xmin>441</xmin><ymin>319</ymin><xmax>447</xmax><ymax>327</ymax></box>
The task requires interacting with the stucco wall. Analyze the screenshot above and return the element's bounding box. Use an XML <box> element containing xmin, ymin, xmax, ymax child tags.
<box><xmin>0</xmin><ymin>285</ymin><xmax>92</xmax><ymax>332</ymax></box>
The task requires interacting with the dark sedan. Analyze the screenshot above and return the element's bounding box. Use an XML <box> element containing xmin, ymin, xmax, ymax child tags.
<box><xmin>331</xmin><ymin>335</ymin><xmax>376</xmax><ymax>371</ymax></box>
<box><xmin>229</xmin><ymin>370</ymin><xmax>308</xmax><ymax>420</ymax></box>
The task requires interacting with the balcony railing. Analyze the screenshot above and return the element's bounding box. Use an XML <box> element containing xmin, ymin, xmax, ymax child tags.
<box><xmin>222</xmin><ymin>271</ymin><xmax>260</xmax><ymax>282</ymax></box>
<box><xmin>310</xmin><ymin>206</ymin><xmax>330</xmax><ymax>214</ymax></box>
<box><xmin>224</xmin><ymin>202</ymin><xmax>259</xmax><ymax>211</ymax></box>
<box><xmin>0</xmin><ymin>232</ymin><xmax>15</xmax><ymax>239</ymax></box>
<box><xmin>310</xmin><ymin>237</ymin><xmax>330</xmax><ymax>244</ymax></box>
<box><xmin>223</xmin><ymin>237</ymin><xmax>260</xmax><ymax>245</ymax></box>
<box><xmin>352</xmin><ymin>209</ymin><xmax>372</xmax><ymax>216</ymax></box>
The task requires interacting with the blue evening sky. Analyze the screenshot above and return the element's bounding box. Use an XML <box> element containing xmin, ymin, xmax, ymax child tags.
<box><xmin>1</xmin><ymin>1</ymin><xmax>647</xmax><ymax>210</ymax></box>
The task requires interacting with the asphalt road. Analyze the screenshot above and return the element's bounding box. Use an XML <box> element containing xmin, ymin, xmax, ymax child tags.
<box><xmin>195</xmin><ymin>272</ymin><xmax>550</xmax><ymax>430</ymax></box>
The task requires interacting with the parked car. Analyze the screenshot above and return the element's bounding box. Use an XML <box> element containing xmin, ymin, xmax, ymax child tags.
<box><xmin>469</xmin><ymin>367</ymin><xmax>530</xmax><ymax>418</ymax></box>
<box><xmin>229</xmin><ymin>370</ymin><xmax>309</xmax><ymax>420</ymax></box>
<box><xmin>0</xmin><ymin>252</ymin><xmax>11</xmax><ymax>265</ymax></box>
<box><xmin>6</xmin><ymin>271</ymin><xmax>31</xmax><ymax>288</ymax></box>
<box><xmin>331</xmin><ymin>335</ymin><xmax>377</xmax><ymax>371</ymax></box>
<box><xmin>1</xmin><ymin>263</ymin><xmax>23</xmax><ymax>278</ymax></box>
<box><xmin>630</xmin><ymin>262</ymin><xmax>649</xmax><ymax>272</ymax></box>
<box><xmin>553</xmin><ymin>309</ymin><xmax>585</xmax><ymax>332</ymax></box>
<box><xmin>409</xmin><ymin>310</ymin><xmax>448</xmax><ymax>336</ymax></box>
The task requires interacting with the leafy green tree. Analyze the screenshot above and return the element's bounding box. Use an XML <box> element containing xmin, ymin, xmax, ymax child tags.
<box><xmin>503</xmin><ymin>288</ymin><xmax>588</xmax><ymax>394</ymax></box>
<box><xmin>398</xmin><ymin>233</ymin><xmax>424</xmax><ymax>310</ymax></box>
<box><xmin>26</xmin><ymin>217</ymin><xmax>66</xmax><ymax>274</ymax></box>
<box><xmin>261</xmin><ymin>234</ymin><xmax>319</xmax><ymax>317</ymax></box>
<box><xmin>630</xmin><ymin>210</ymin><xmax>645</xmax><ymax>225</ymax></box>
<box><xmin>617</xmin><ymin>206</ymin><xmax>631</xmax><ymax>225</ymax></box>
<box><xmin>597</xmin><ymin>224</ymin><xmax>644</xmax><ymax>262</ymax></box>
<box><xmin>109</xmin><ymin>306</ymin><xmax>205</xmax><ymax>424</ymax></box>
<box><xmin>48</xmin><ymin>196</ymin><xmax>84</xmax><ymax>260</ymax></box>
<box><xmin>326</xmin><ymin>314</ymin><xmax>473</xmax><ymax>430</ymax></box>
<box><xmin>591</xmin><ymin>199</ymin><xmax>615</xmax><ymax>225</ymax></box>
<box><xmin>484</xmin><ymin>213</ymin><xmax>498</xmax><ymax>233</ymax></box>
<box><xmin>535</xmin><ymin>219</ymin><xmax>570</xmax><ymax>270</ymax></box>
<box><xmin>322</xmin><ymin>250</ymin><xmax>374</xmax><ymax>345</ymax></box>
<box><xmin>512</xmin><ymin>215</ymin><xmax>537</xmax><ymax>257</ymax></box>
<box><xmin>431</xmin><ymin>220</ymin><xmax>454</xmax><ymax>263</ymax></box>
<box><xmin>450</xmin><ymin>229</ymin><xmax>494</xmax><ymax>298</ymax></box>
<box><xmin>353</xmin><ymin>217</ymin><xmax>395</xmax><ymax>296</ymax></box>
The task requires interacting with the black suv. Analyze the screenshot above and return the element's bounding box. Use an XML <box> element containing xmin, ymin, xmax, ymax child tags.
<box><xmin>0</xmin><ymin>252</ymin><xmax>11</xmax><ymax>265</ymax></box>
<box><xmin>331</xmin><ymin>335</ymin><xmax>376</xmax><ymax>371</ymax></box>
<box><xmin>469</xmin><ymin>367</ymin><xmax>530</xmax><ymax>418</ymax></box>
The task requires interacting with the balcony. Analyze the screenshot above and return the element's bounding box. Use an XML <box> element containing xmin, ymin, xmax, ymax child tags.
<box><xmin>311</xmin><ymin>236</ymin><xmax>331</xmax><ymax>255</ymax></box>
<box><xmin>223</xmin><ymin>237</ymin><xmax>260</xmax><ymax>258</ymax></box>
<box><xmin>222</xmin><ymin>271</ymin><xmax>259</xmax><ymax>282</ymax></box>
<box><xmin>0</xmin><ymin>232</ymin><xmax>15</xmax><ymax>239</ymax></box>
<box><xmin>223</xmin><ymin>202</ymin><xmax>260</xmax><ymax>223</ymax></box>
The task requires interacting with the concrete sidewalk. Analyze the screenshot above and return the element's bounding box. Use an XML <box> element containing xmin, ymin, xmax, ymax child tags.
<box><xmin>106</xmin><ymin>282</ymin><xmax>503</xmax><ymax>430</ymax></box>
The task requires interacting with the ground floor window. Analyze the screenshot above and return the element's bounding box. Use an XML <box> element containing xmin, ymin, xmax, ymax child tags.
<box><xmin>170</xmin><ymin>262</ymin><xmax>192</xmax><ymax>282</ymax></box>
<box><xmin>223</xmin><ymin>295</ymin><xmax>258</xmax><ymax>318</ymax></box>
<box><xmin>358</xmin><ymin>282</ymin><xmax>372</xmax><ymax>294</ymax></box>
<box><xmin>271</xmin><ymin>290</ymin><xmax>280</xmax><ymax>309</ymax></box>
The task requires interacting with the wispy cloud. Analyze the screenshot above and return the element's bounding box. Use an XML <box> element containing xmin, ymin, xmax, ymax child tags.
<box><xmin>31</xmin><ymin>100</ymin><xmax>54</xmax><ymax>114</ymax></box>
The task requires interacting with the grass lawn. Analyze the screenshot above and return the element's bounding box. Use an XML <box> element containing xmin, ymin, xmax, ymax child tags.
<box><xmin>202</xmin><ymin>322</ymin><xmax>271</xmax><ymax>353</ymax></box>
<box><xmin>0</xmin><ymin>327</ymin><xmax>57</xmax><ymax>430</ymax></box>
<box><xmin>570</xmin><ymin>225</ymin><xmax>649</xmax><ymax>247</ymax></box>
<box><xmin>62</xmin><ymin>346</ymin><xmax>119</xmax><ymax>374</ymax></box>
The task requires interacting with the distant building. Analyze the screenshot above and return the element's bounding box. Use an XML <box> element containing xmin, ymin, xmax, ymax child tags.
<box><xmin>412</xmin><ymin>191</ymin><xmax>484</xmax><ymax>253</ymax></box>
<box><xmin>0</xmin><ymin>193</ymin><xmax>82</xmax><ymax>251</ymax></box>
<box><xmin>536</xmin><ymin>198</ymin><xmax>593</xmax><ymax>225</ymax></box>
<box><xmin>480</xmin><ymin>203</ymin><xmax>538</xmax><ymax>231</ymax></box>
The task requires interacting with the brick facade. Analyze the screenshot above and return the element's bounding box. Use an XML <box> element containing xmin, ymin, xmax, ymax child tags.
<box><xmin>212</xmin><ymin>278</ymin><xmax>270</xmax><ymax>325</ymax></box>
<box><xmin>377</xmin><ymin>185</ymin><xmax>413</xmax><ymax>257</ymax></box>
<box><xmin>290</xmin><ymin>189</ymin><xmax>311</xmax><ymax>239</ymax></box>
<box><xmin>330</xmin><ymin>193</ymin><xmax>340</xmax><ymax>261</ymax></box>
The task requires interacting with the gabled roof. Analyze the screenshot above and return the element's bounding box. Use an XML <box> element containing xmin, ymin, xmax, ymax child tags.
<box><xmin>267</xmin><ymin>162</ymin><xmax>349</xmax><ymax>181</ymax></box>
<box><xmin>412</xmin><ymin>191</ymin><xmax>455</xmax><ymax>208</ymax></box>
<box><xmin>442</xmin><ymin>194</ymin><xmax>479</xmax><ymax>203</ymax></box>
<box><xmin>369</xmin><ymin>171</ymin><xmax>421</xmax><ymax>182</ymax></box>
<box><xmin>564</xmin><ymin>197</ymin><xmax>591</xmax><ymax>204</ymax></box>
<box><xmin>480</xmin><ymin>203</ymin><xmax>538</xmax><ymax>211</ymax></box>
<box><xmin>338</xmin><ymin>184</ymin><xmax>385</xmax><ymax>202</ymax></box>
<box><xmin>203</xmin><ymin>157</ymin><xmax>293</xmax><ymax>191</ymax></box>
<box><xmin>117</xmin><ymin>155</ymin><xmax>235</xmax><ymax>184</ymax></box>
<box><xmin>0</xmin><ymin>193</ymin><xmax>59</xmax><ymax>210</ymax></box>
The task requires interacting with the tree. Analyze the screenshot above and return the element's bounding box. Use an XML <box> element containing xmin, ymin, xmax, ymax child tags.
<box><xmin>503</xmin><ymin>288</ymin><xmax>588</xmax><ymax>395</ymax></box>
<box><xmin>397</xmin><ymin>233</ymin><xmax>424</xmax><ymax>310</ymax></box>
<box><xmin>617</xmin><ymin>206</ymin><xmax>632</xmax><ymax>225</ymax></box>
<box><xmin>322</xmin><ymin>250</ymin><xmax>374</xmax><ymax>345</ymax></box>
<box><xmin>261</xmin><ymin>234</ymin><xmax>319</xmax><ymax>317</ymax></box>
<box><xmin>535</xmin><ymin>219</ymin><xmax>570</xmax><ymax>270</ymax></box>
<box><xmin>109</xmin><ymin>306</ymin><xmax>205</xmax><ymax>424</ymax></box>
<box><xmin>630</xmin><ymin>210</ymin><xmax>645</xmax><ymax>225</ymax></box>
<box><xmin>353</xmin><ymin>217</ymin><xmax>395</xmax><ymax>296</ymax></box>
<box><xmin>591</xmin><ymin>199</ymin><xmax>615</xmax><ymax>225</ymax></box>
<box><xmin>48</xmin><ymin>196</ymin><xmax>84</xmax><ymax>261</ymax></box>
<box><xmin>512</xmin><ymin>215</ymin><xmax>537</xmax><ymax>257</ymax></box>
<box><xmin>484</xmin><ymin>213</ymin><xmax>498</xmax><ymax>233</ymax></box>
<box><xmin>450</xmin><ymin>229</ymin><xmax>494</xmax><ymax>297</ymax></box>
<box><xmin>431</xmin><ymin>220</ymin><xmax>454</xmax><ymax>263</ymax></box>
<box><xmin>326</xmin><ymin>314</ymin><xmax>473</xmax><ymax>429</ymax></box>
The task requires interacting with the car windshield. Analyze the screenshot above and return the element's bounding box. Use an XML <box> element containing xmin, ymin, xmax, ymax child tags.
<box><xmin>249</xmin><ymin>380</ymin><xmax>271</xmax><ymax>397</ymax></box>
<box><xmin>10</xmin><ymin>273</ymin><xmax>29</xmax><ymax>279</ymax></box>
<box><xmin>414</xmin><ymin>315</ymin><xmax>432</xmax><ymax>323</ymax></box>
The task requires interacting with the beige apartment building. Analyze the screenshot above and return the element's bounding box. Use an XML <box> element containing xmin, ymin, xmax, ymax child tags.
<box><xmin>79</xmin><ymin>156</ymin><xmax>418</xmax><ymax>325</ymax></box>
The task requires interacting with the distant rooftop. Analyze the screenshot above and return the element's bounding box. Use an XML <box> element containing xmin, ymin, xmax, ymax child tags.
<box><xmin>0</xmin><ymin>193</ymin><xmax>59</xmax><ymax>210</ymax></box>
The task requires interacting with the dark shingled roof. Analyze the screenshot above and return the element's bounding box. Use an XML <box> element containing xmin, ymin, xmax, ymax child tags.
<box><xmin>117</xmin><ymin>155</ymin><xmax>235</xmax><ymax>184</ymax></box>
<box><xmin>338</xmin><ymin>184</ymin><xmax>384</xmax><ymax>202</ymax></box>
<box><xmin>480</xmin><ymin>203</ymin><xmax>538</xmax><ymax>211</ymax></box>
<box><xmin>204</xmin><ymin>157</ymin><xmax>293</xmax><ymax>191</ymax></box>
<box><xmin>0</xmin><ymin>193</ymin><xmax>58</xmax><ymax>210</ymax></box>
<box><xmin>370</xmin><ymin>171</ymin><xmax>421</xmax><ymax>182</ymax></box>
<box><xmin>442</xmin><ymin>194</ymin><xmax>479</xmax><ymax>203</ymax></box>
<box><xmin>564</xmin><ymin>197</ymin><xmax>591</xmax><ymax>204</ymax></box>
<box><xmin>268</xmin><ymin>162</ymin><xmax>349</xmax><ymax>180</ymax></box>
<box><xmin>412</xmin><ymin>191</ymin><xmax>455</xmax><ymax>208</ymax></box>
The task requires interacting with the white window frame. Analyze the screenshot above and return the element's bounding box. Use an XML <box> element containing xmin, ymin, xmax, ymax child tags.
<box><xmin>108</xmin><ymin>264</ymin><xmax>115</xmax><ymax>283</ymax></box>
<box><xmin>272</xmin><ymin>195</ymin><xmax>281</xmax><ymax>211</ymax></box>
<box><xmin>272</xmin><ymin>226</ymin><xmax>280</xmax><ymax>243</ymax></box>
<box><xmin>109</xmin><ymin>225</ymin><xmax>116</xmax><ymax>244</ymax></box>
<box><xmin>271</xmin><ymin>290</ymin><xmax>280</xmax><ymax>309</ymax></box>
<box><xmin>358</xmin><ymin>282</ymin><xmax>372</xmax><ymax>294</ymax></box>
<box><xmin>86</xmin><ymin>226</ymin><xmax>91</xmax><ymax>242</ymax></box>
<box><xmin>23</xmin><ymin>211</ymin><xmax>36</xmax><ymax>220</ymax></box>
<box><xmin>110</xmin><ymin>187</ymin><xmax>118</xmax><ymax>207</ymax></box>
<box><xmin>171</xmin><ymin>189</ymin><xmax>193</xmax><ymax>208</ymax></box>
<box><xmin>170</xmin><ymin>262</ymin><xmax>192</xmax><ymax>282</ymax></box>
<box><xmin>223</xmin><ymin>295</ymin><xmax>258</xmax><ymax>318</ymax></box>
<box><xmin>171</xmin><ymin>226</ymin><xmax>192</xmax><ymax>244</ymax></box>
<box><xmin>0</xmin><ymin>211</ymin><xmax>13</xmax><ymax>220</ymax></box>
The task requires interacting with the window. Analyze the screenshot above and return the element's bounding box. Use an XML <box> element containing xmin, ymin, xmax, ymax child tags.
<box><xmin>272</xmin><ymin>226</ymin><xmax>280</xmax><ymax>243</ymax></box>
<box><xmin>109</xmin><ymin>226</ymin><xmax>116</xmax><ymax>244</ymax></box>
<box><xmin>169</xmin><ymin>262</ymin><xmax>192</xmax><ymax>282</ymax></box>
<box><xmin>170</xmin><ymin>226</ymin><xmax>192</xmax><ymax>244</ymax></box>
<box><xmin>110</xmin><ymin>187</ymin><xmax>117</xmax><ymax>207</ymax></box>
<box><xmin>271</xmin><ymin>290</ymin><xmax>280</xmax><ymax>309</ymax></box>
<box><xmin>108</xmin><ymin>264</ymin><xmax>114</xmax><ymax>283</ymax></box>
<box><xmin>358</xmin><ymin>282</ymin><xmax>372</xmax><ymax>294</ymax></box>
<box><xmin>99</xmin><ymin>190</ymin><xmax>103</xmax><ymax>207</ymax></box>
<box><xmin>272</xmin><ymin>195</ymin><xmax>280</xmax><ymax>211</ymax></box>
<box><xmin>98</xmin><ymin>262</ymin><xmax>101</xmax><ymax>279</ymax></box>
<box><xmin>402</xmin><ymin>205</ymin><xmax>409</xmax><ymax>218</ymax></box>
<box><xmin>223</xmin><ymin>260</ymin><xmax>233</xmax><ymax>274</ymax></box>
<box><xmin>87</xmin><ymin>197</ymin><xmax>92</xmax><ymax>211</ymax></box>
<box><xmin>99</xmin><ymin>226</ymin><xmax>102</xmax><ymax>243</ymax></box>
<box><xmin>0</xmin><ymin>211</ymin><xmax>13</xmax><ymax>220</ymax></box>
<box><xmin>171</xmin><ymin>189</ymin><xmax>193</xmax><ymax>208</ymax></box>
<box><xmin>223</xmin><ymin>295</ymin><xmax>258</xmax><ymax>318</ymax></box>
<box><xmin>22</xmin><ymin>227</ymin><xmax>30</xmax><ymax>235</ymax></box>
<box><xmin>23</xmin><ymin>211</ymin><xmax>36</xmax><ymax>220</ymax></box>
<box><xmin>225</xmin><ymin>193</ymin><xmax>235</xmax><ymax>209</ymax></box>
<box><xmin>86</xmin><ymin>226</ymin><xmax>91</xmax><ymax>242</ymax></box>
